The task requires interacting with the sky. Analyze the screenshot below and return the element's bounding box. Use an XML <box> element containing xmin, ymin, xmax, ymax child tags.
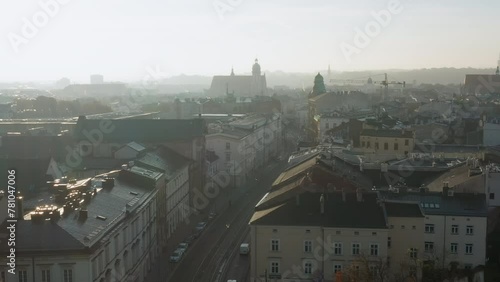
<box><xmin>1</xmin><ymin>0</ymin><xmax>500</xmax><ymax>82</ymax></box>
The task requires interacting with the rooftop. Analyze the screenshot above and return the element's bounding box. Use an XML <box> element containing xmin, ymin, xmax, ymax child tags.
<box><xmin>360</xmin><ymin>129</ymin><xmax>414</xmax><ymax>138</ymax></box>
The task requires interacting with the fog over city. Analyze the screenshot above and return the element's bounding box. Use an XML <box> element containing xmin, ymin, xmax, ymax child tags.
<box><xmin>2</xmin><ymin>1</ymin><xmax>500</xmax><ymax>282</ymax></box>
<box><xmin>2</xmin><ymin>0</ymin><xmax>500</xmax><ymax>82</ymax></box>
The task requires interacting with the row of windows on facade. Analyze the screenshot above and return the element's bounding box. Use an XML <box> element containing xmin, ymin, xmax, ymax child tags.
<box><xmin>268</xmin><ymin>261</ymin><xmax>384</xmax><ymax>276</ymax></box>
<box><xmin>92</xmin><ymin>203</ymin><xmax>156</xmax><ymax>279</ymax></box>
<box><xmin>271</xmin><ymin>239</ymin><xmax>474</xmax><ymax>256</ymax></box>
<box><xmin>361</xmin><ymin>140</ymin><xmax>410</xmax><ymax>150</ymax></box>
<box><xmin>423</xmin><ymin>224</ymin><xmax>475</xmax><ymax>235</ymax></box>
<box><xmin>271</xmin><ymin>239</ymin><xmax>380</xmax><ymax>256</ymax></box>
<box><xmin>1</xmin><ymin>268</ymin><xmax>73</xmax><ymax>282</ymax></box>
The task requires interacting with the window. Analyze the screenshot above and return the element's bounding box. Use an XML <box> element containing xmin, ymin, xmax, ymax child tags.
<box><xmin>401</xmin><ymin>225</ymin><xmax>405</xmax><ymax>229</ymax></box>
<box><xmin>354</xmin><ymin>231</ymin><xmax>359</xmax><ymax>235</ymax></box>
<box><xmin>123</xmin><ymin>227</ymin><xmax>128</xmax><ymax>247</ymax></box>
<box><xmin>425</xmin><ymin>242</ymin><xmax>434</xmax><ymax>253</ymax></box>
<box><xmin>304</xmin><ymin>261</ymin><xmax>312</xmax><ymax>274</ymax></box>
<box><xmin>334</xmin><ymin>264</ymin><xmax>342</xmax><ymax>273</ymax></box>
<box><xmin>336</xmin><ymin>231</ymin><xmax>341</xmax><ymax>235</ymax></box>
<box><xmin>226</xmin><ymin>142</ymin><xmax>230</xmax><ymax>150</ymax></box>
<box><xmin>451</xmin><ymin>225</ymin><xmax>459</xmax><ymax>235</ymax></box>
<box><xmin>450</xmin><ymin>243</ymin><xmax>458</xmax><ymax>254</ymax></box>
<box><xmin>394</xmin><ymin>143</ymin><xmax>399</xmax><ymax>150</ymax></box>
<box><xmin>405</xmin><ymin>139</ymin><xmax>409</xmax><ymax>146</ymax></box>
<box><xmin>304</xmin><ymin>240</ymin><xmax>312</xmax><ymax>253</ymax></box>
<box><xmin>19</xmin><ymin>270</ymin><xmax>28</xmax><ymax>282</ymax></box>
<box><xmin>369</xmin><ymin>265</ymin><xmax>378</xmax><ymax>276</ymax></box>
<box><xmin>361</xmin><ymin>141</ymin><xmax>365</xmax><ymax>147</ymax></box>
<box><xmin>105</xmin><ymin>244</ymin><xmax>110</xmax><ymax>264</ymax></box>
<box><xmin>352</xmin><ymin>243</ymin><xmax>360</xmax><ymax>255</ymax></box>
<box><xmin>375</xmin><ymin>142</ymin><xmax>379</xmax><ymax>150</ymax></box>
<box><xmin>370</xmin><ymin>244</ymin><xmax>379</xmax><ymax>256</ymax></box>
<box><xmin>490</xmin><ymin>193</ymin><xmax>495</xmax><ymax>200</ymax></box>
<box><xmin>225</xmin><ymin>152</ymin><xmax>231</xmax><ymax>162</ymax></box>
<box><xmin>325</xmin><ymin>123</ymin><xmax>330</xmax><ymax>129</ymax></box>
<box><xmin>388</xmin><ymin>237</ymin><xmax>392</xmax><ymax>248</ymax></box>
<box><xmin>466</xmin><ymin>225</ymin><xmax>474</xmax><ymax>235</ymax></box>
<box><xmin>367</xmin><ymin>141</ymin><xmax>371</xmax><ymax>148</ymax></box>
<box><xmin>270</xmin><ymin>261</ymin><xmax>280</xmax><ymax>274</ymax></box>
<box><xmin>465</xmin><ymin>244</ymin><xmax>473</xmax><ymax>255</ymax></box>
<box><xmin>334</xmin><ymin>242</ymin><xmax>343</xmax><ymax>255</ymax></box>
<box><xmin>384</xmin><ymin>143</ymin><xmax>388</xmax><ymax>150</ymax></box>
<box><xmin>63</xmin><ymin>269</ymin><xmax>73</xmax><ymax>282</ymax></box>
<box><xmin>271</xmin><ymin>239</ymin><xmax>279</xmax><ymax>251</ymax></box>
<box><xmin>425</xmin><ymin>224</ymin><xmax>435</xmax><ymax>233</ymax></box>
<box><xmin>412</xmin><ymin>225</ymin><xmax>416</xmax><ymax>230</ymax></box>
<box><xmin>41</xmin><ymin>269</ymin><xmax>51</xmax><ymax>282</ymax></box>
<box><xmin>409</xmin><ymin>248</ymin><xmax>417</xmax><ymax>259</ymax></box>
<box><xmin>464</xmin><ymin>264</ymin><xmax>472</xmax><ymax>270</ymax></box>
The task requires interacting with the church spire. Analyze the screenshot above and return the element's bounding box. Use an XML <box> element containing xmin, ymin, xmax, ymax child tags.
<box><xmin>231</xmin><ymin>66</ymin><xmax>235</xmax><ymax>76</ymax></box>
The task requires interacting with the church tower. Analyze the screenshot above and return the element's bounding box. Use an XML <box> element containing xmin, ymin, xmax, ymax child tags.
<box><xmin>251</xmin><ymin>59</ymin><xmax>264</xmax><ymax>96</ymax></box>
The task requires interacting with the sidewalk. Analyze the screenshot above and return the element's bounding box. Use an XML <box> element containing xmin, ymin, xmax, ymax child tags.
<box><xmin>145</xmin><ymin>166</ymin><xmax>265</xmax><ymax>281</ymax></box>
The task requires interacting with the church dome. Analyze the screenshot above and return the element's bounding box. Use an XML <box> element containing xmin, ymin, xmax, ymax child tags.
<box><xmin>314</xmin><ymin>72</ymin><xmax>324</xmax><ymax>82</ymax></box>
<box><xmin>252</xmin><ymin>59</ymin><xmax>261</xmax><ymax>76</ymax></box>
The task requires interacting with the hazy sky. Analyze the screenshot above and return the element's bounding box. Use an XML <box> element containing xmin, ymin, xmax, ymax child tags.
<box><xmin>1</xmin><ymin>0</ymin><xmax>500</xmax><ymax>82</ymax></box>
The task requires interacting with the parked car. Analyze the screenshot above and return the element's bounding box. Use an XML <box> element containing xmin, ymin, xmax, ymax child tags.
<box><xmin>169</xmin><ymin>249</ymin><xmax>184</xmax><ymax>263</ymax></box>
<box><xmin>178</xmin><ymin>242</ymin><xmax>189</xmax><ymax>252</ymax></box>
<box><xmin>184</xmin><ymin>234</ymin><xmax>196</xmax><ymax>244</ymax></box>
<box><xmin>208</xmin><ymin>212</ymin><xmax>217</xmax><ymax>220</ymax></box>
<box><xmin>195</xmin><ymin>222</ymin><xmax>207</xmax><ymax>231</ymax></box>
<box><xmin>240</xmin><ymin>243</ymin><xmax>249</xmax><ymax>255</ymax></box>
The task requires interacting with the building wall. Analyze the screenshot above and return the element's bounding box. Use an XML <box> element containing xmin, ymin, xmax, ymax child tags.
<box><xmin>423</xmin><ymin>214</ymin><xmax>486</xmax><ymax>268</ymax></box>
<box><xmin>483</xmin><ymin>122</ymin><xmax>500</xmax><ymax>146</ymax></box>
<box><xmin>359</xmin><ymin>135</ymin><xmax>414</xmax><ymax>155</ymax></box>
<box><xmin>486</xmin><ymin>171</ymin><xmax>500</xmax><ymax>207</ymax></box>
<box><xmin>251</xmin><ymin>225</ymin><xmax>389</xmax><ymax>282</ymax></box>
<box><xmin>318</xmin><ymin>117</ymin><xmax>348</xmax><ymax>141</ymax></box>
<box><xmin>166</xmin><ymin>165</ymin><xmax>190</xmax><ymax>239</ymax></box>
<box><xmin>387</xmin><ymin>216</ymin><xmax>425</xmax><ymax>277</ymax></box>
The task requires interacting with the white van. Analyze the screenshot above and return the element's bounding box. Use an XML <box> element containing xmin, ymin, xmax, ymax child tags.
<box><xmin>240</xmin><ymin>243</ymin><xmax>249</xmax><ymax>255</ymax></box>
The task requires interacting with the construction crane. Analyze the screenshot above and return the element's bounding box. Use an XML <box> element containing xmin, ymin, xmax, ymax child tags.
<box><xmin>330</xmin><ymin>73</ymin><xmax>405</xmax><ymax>101</ymax></box>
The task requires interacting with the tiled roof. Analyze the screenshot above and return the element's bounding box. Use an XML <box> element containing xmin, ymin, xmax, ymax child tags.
<box><xmin>250</xmin><ymin>192</ymin><xmax>387</xmax><ymax>229</ymax></box>
<box><xmin>73</xmin><ymin>117</ymin><xmax>206</xmax><ymax>142</ymax></box>
<box><xmin>379</xmin><ymin>191</ymin><xmax>488</xmax><ymax>217</ymax></box>
<box><xmin>0</xmin><ymin>220</ymin><xmax>86</xmax><ymax>253</ymax></box>
<box><xmin>135</xmin><ymin>146</ymin><xmax>191</xmax><ymax>179</ymax></box>
<box><xmin>384</xmin><ymin>201</ymin><xmax>424</xmax><ymax>218</ymax></box>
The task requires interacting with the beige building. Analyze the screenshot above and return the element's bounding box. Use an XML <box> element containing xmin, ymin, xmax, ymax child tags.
<box><xmin>250</xmin><ymin>191</ymin><xmax>392</xmax><ymax>282</ymax></box>
<box><xmin>380</xmin><ymin>190</ymin><xmax>488</xmax><ymax>270</ymax></box>
<box><xmin>359</xmin><ymin>129</ymin><xmax>415</xmax><ymax>156</ymax></box>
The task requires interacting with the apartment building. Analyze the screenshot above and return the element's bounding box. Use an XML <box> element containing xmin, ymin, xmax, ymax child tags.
<box><xmin>0</xmin><ymin>166</ymin><xmax>163</xmax><ymax>282</ymax></box>
<box><xmin>250</xmin><ymin>191</ymin><xmax>391</xmax><ymax>282</ymax></box>
<box><xmin>380</xmin><ymin>189</ymin><xmax>488</xmax><ymax>269</ymax></box>
<box><xmin>359</xmin><ymin>129</ymin><xmax>415</xmax><ymax>156</ymax></box>
<box><xmin>206</xmin><ymin>114</ymin><xmax>282</xmax><ymax>187</ymax></box>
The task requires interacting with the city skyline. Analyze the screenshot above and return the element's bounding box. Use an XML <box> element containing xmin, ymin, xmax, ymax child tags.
<box><xmin>1</xmin><ymin>0</ymin><xmax>500</xmax><ymax>82</ymax></box>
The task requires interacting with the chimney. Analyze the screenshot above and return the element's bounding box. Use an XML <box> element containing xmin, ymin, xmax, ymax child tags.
<box><xmin>320</xmin><ymin>194</ymin><xmax>325</xmax><ymax>214</ymax></box>
<box><xmin>342</xmin><ymin>188</ymin><xmax>346</xmax><ymax>202</ymax></box>
<box><xmin>356</xmin><ymin>188</ymin><xmax>363</xmax><ymax>202</ymax></box>
<box><xmin>78</xmin><ymin>209</ymin><xmax>88</xmax><ymax>221</ymax></box>
<box><xmin>16</xmin><ymin>196</ymin><xmax>24</xmax><ymax>220</ymax></box>
<box><xmin>442</xmin><ymin>181</ymin><xmax>449</xmax><ymax>195</ymax></box>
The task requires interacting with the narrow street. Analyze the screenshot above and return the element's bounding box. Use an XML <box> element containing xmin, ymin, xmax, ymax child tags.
<box><xmin>145</xmin><ymin>158</ymin><xmax>289</xmax><ymax>282</ymax></box>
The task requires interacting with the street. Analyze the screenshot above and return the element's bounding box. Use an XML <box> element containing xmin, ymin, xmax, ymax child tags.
<box><xmin>144</xmin><ymin>158</ymin><xmax>289</xmax><ymax>282</ymax></box>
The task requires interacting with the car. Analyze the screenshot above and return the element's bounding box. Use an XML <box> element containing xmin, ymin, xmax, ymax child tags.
<box><xmin>240</xmin><ymin>243</ymin><xmax>249</xmax><ymax>255</ymax></box>
<box><xmin>184</xmin><ymin>234</ymin><xmax>196</xmax><ymax>244</ymax></box>
<box><xmin>169</xmin><ymin>249</ymin><xmax>184</xmax><ymax>263</ymax></box>
<box><xmin>195</xmin><ymin>222</ymin><xmax>207</xmax><ymax>231</ymax></box>
<box><xmin>208</xmin><ymin>212</ymin><xmax>217</xmax><ymax>220</ymax></box>
<box><xmin>178</xmin><ymin>242</ymin><xmax>189</xmax><ymax>252</ymax></box>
